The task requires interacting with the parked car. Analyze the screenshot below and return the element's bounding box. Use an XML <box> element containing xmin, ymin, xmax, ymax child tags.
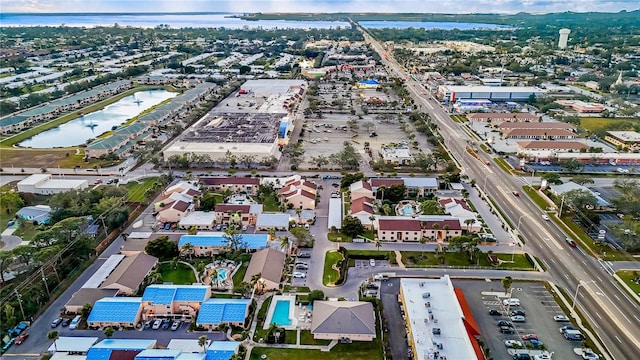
<box><xmin>527</xmin><ymin>340</ymin><xmax>544</xmax><ymax>349</ymax></box>
<box><xmin>292</xmin><ymin>272</ymin><xmax>306</xmax><ymax>278</ymax></box>
<box><xmin>152</xmin><ymin>319</ymin><xmax>162</xmax><ymax>330</ymax></box>
<box><xmin>511</xmin><ymin>310</ymin><xmax>526</xmax><ymax>316</ymax></box>
<box><xmin>369</xmin><ymin>259</ymin><xmax>376</xmax><ymax>266</ymax></box>
<box><xmin>171</xmin><ymin>320</ymin><xmax>180</xmax><ymax>331</ymax></box>
<box><xmin>61</xmin><ymin>318</ymin><xmax>71</xmax><ymax>327</ymax></box>
<box><xmin>363</xmin><ymin>290</ymin><xmax>378</xmax><ymax>297</ymax></box>
<box><xmin>559</xmin><ymin>325</ymin><xmax>576</xmax><ymax>333</ymax></box>
<box><xmin>511</xmin><ymin>315</ymin><xmax>526</xmax><ymax>322</ymax></box>
<box><xmin>512</xmin><ymin>354</ymin><xmax>531</xmax><ymax>360</ymax></box>
<box><xmin>161</xmin><ymin>319</ymin><xmax>170</xmax><ymax>330</ymax></box>
<box><xmin>295</xmin><ymin>261</ymin><xmax>308</xmax><ymax>266</ymax></box>
<box><xmin>143</xmin><ymin>320</ymin><xmax>152</xmax><ymax>329</ymax></box>
<box><xmin>14</xmin><ymin>333</ymin><xmax>29</xmax><ymax>345</ymax></box>
<box><xmin>581</xmin><ymin>351</ymin><xmax>600</xmax><ymax>359</ymax></box>
<box><xmin>503</xmin><ymin>298</ymin><xmax>520</xmax><ymax>306</ymax></box>
<box><xmin>242</xmin><ymin>225</ymin><xmax>247</xmax><ymax>231</ymax></box>
<box><xmin>533</xmin><ymin>354</ymin><xmax>551</xmax><ymax>360</ymax></box>
<box><xmin>489</xmin><ymin>309</ymin><xmax>501</xmax><ymax>316</ymax></box>
<box><xmin>553</xmin><ymin>315</ymin><xmax>570</xmax><ymax>322</ymax></box>
<box><xmin>215</xmin><ymin>224</ymin><xmax>222</xmax><ymax>231</ymax></box>
<box><xmin>521</xmin><ymin>334</ymin><xmax>538</xmax><ymax>341</ymax></box>
<box><xmin>295</xmin><ymin>264</ymin><xmax>309</xmax><ymax>270</ymax></box>
<box><xmin>500</xmin><ymin>326</ymin><xmax>515</xmax><ymax>334</ymax></box>
<box><xmin>497</xmin><ymin>320</ymin><xmax>514</xmax><ymax>327</ymax></box>
<box><xmin>373</xmin><ymin>274</ymin><xmax>388</xmax><ymax>281</ymax></box>
<box><xmin>51</xmin><ymin>318</ymin><xmax>63</xmax><ymax>328</ymax></box>
<box><xmin>297</xmin><ymin>253</ymin><xmax>311</xmax><ymax>258</ymax></box>
<box><xmin>365</xmin><ymin>283</ymin><xmax>379</xmax><ymax>290</ymax></box>
<box><xmin>504</xmin><ymin>340</ymin><xmax>523</xmax><ymax>348</ymax></box>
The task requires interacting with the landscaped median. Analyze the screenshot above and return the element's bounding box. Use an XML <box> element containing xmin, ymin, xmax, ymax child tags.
<box><xmin>401</xmin><ymin>251</ymin><xmax>535</xmax><ymax>270</ymax></box>
<box><xmin>323</xmin><ymin>250</ymin><xmax>344</xmax><ymax>286</ymax></box>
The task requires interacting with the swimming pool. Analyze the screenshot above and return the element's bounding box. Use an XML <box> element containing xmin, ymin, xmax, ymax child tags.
<box><xmin>401</xmin><ymin>205</ymin><xmax>414</xmax><ymax>215</ymax></box>
<box><xmin>216</xmin><ymin>268</ymin><xmax>228</xmax><ymax>282</ymax></box>
<box><xmin>271</xmin><ymin>300</ymin><xmax>292</xmax><ymax>326</ymax></box>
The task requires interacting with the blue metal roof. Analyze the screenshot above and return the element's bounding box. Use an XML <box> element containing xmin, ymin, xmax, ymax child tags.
<box><xmin>179</xmin><ymin>234</ymin><xmax>267</xmax><ymax>249</ymax></box>
<box><xmin>174</xmin><ymin>286</ymin><xmax>208</xmax><ymax>302</ymax></box>
<box><xmin>206</xmin><ymin>341</ymin><xmax>239</xmax><ymax>360</ymax></box>
<box><xmin>142</xmin><ymin>286</ymin><xmax>177</xmax><ymax>305</ymax></box>
<box><xmin>197</xmin><ymin>299</ymin><xmax>250</xmax><ymax>325</ymax></box>
<box><xmin>87</xmin><ymin>297</ymin><xmax>142</xmax><ymax>323</ymax></box>
<box><xmin>178</xmin><ymin>354</ymin><xmax>206</xmax><ymax>360</ymax></box>
<box><xmin>87</xmin><ymin>339</ymin><xmax>156</xmax><ymax>360</ymax></box>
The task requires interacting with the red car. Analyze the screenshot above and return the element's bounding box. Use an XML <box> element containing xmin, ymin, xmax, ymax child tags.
<box><xmin>15</xmin><ymin>333</ymin><xmax>29</xmax><ymax>345</ymax></box>
<box><xmin>513</xmin><ymin>191</ymin><xmax>520</xmax><ymax>197</ymax></box>
<box><xmin>521</xmin><ymin>334</ymin><xmax>538</xmax><ymax>341</ymax></box>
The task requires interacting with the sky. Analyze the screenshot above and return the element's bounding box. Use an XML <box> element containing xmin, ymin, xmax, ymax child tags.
<box><xmin>1</xmin><ymin>0</ymin><xmax>639</xmax><ymax>14</ymax></box>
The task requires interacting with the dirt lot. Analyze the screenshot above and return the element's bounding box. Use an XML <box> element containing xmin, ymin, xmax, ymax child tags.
<box><xmin>1</xmin><ymin>148</ymin><xmax>122</xmax><ymax>169</ymax></box>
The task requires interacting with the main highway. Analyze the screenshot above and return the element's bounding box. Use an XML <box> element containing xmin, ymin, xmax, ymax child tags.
<box><xmin>361</xmin><ymin>29</ymin><xmax>640</xmax><ymax>360</ymax></box>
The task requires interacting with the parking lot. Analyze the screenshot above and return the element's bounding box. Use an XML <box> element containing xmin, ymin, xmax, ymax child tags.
<box><xmin>458</xmin><ymin>280</ymin><xmax>583</xmax><ymax>360</ymax></box>
<box><xmin>290</xmin><ymin>251</ymin><xmax>314</xmax><ymax>287</ymax></box>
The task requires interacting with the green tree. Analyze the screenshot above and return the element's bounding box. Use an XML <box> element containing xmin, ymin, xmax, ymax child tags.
<box><xmin>307</xmin><ymin>290</ymin><xmax>325</xmax><ymax>303</ymax></box>
<box><xmin>81</xmin><ymin>304</ymin><xmax>93</xmax><ymax>319</ymax></box>
<box><xmin>199</xmin><ymin>192</ymin><xmax>218</xmax><ymax>211</ymax></box>
<box><xmin>0</xmin><ymin>251</ymin><xmax>15</xmax><ymax>283</ymax></box>
<box><xmin>419</xmin><ymin>200</ymin><xmax>444</xmax><ymax>215</ymax></box>
<box><xmin>571</xmin><ymin>175</ymin><xmax>594</xmax><ymax>185</ymax></box>
<box><xmin>502</xmin><ymin>276</ymin><xmax>513</xmax><ymax>296</ymax></box>
<box><xmin>0</xmin><ymin>191</ymin><xmax>23</xmax><ymax>214</ymax></box>
<box><xmin>104</xmin><ymin>326</ymin><xmax>115</xmax><ymax>338</ymax></box>
<box><xmin>47</xmin><ymin>330</ymin><xmax>59</xmax><ymax>352</ymax></box>
<box><xmin>341</xmin><ymin>215</ymin><xmax>364</xmax><ymax>238</ymax></box>
<box><xmin>564</xmin><ymin>189</ymin><xmax>598</xmax><ymax>210</ymax></box>
<box><xmin>223</xmin><ymin>227</ymin><xmax>244</xmax><ymax>251</ymax></box>
<box><xmin>541</xmin><ymin>172</ymin><xmax>563</xmax><ymax>185</ymax></box>
<box><xmin>145</xmin><ymin>236</ymin><xmax>179</xmax><ymax>260</ymax></box>
<box><xmin>198</xmin><ymin>335</ymin><xmax>208</xmax><ymax>353</ymax></box>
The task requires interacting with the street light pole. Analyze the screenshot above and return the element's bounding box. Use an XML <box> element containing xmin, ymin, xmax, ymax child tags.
<box><xmin>15</xmin><ymin>289</ymin><xmax>25</xmax><ymax>320</ymax></box>
<box><xmin>571</xmin><ymin>280</ymin><xmax>597</xmax><ymax>314</ymax></box>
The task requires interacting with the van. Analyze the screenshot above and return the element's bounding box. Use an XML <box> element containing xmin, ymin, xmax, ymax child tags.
<box><xmin>69</xmin><ymin>315</ymin><xmax>82</xmax><ymax>330</ymax></box>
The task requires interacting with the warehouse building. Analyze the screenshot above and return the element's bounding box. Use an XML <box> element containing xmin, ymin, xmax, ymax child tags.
<box><xmin>438</xmin><ymin>85</ymin><xmax>545</xmax><ymax>102</ymax></box>
<box><xmin>17</xmin><ymin>174</ymin><xmax>88</xmax><ymax>195</ymax></box>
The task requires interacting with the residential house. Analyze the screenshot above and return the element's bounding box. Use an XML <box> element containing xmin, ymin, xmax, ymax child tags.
<box><xmin>279</xmin><ymin>180</ymin><xmax>317</xmax><ymax>210</ymax></box>
<box><xmin>214</xmin><ymin>204</ymin><xmax>261</xmax><ymax>226</ymax></box>
<box><xmin>141</xmin><ymin>284</ymin><xmax>211</xmax><ymax>319</ymax></box>
<box><xmin>200</xmin><ymin>177</ymin><xmax>261</xmax><ymax>195</ymax></box>
<box><xmin>157</xmin><ymin>200</ymin><xmax>194</xmax><ymax>224</ymax></box>
<box><xmin>255</xmin><ymin>213</ymin><xmax>291</xmax><ymax>231</ymax></box>
<box><xmin>165</xmin><ymin>181</ymin><xmax>202</xmax><ymax>198</ymax></box>
<box><xmin>349</xmin><ymin>180</ymin><xmax>373</xmax><ymax>201</ymax></box>
<box><xmin>243</xmin><ymin>248</ymin><xmax>286</xmax><ymax>291</ymax></box>
<box><xmin>311</xmin><ymin>301</ymin><xmax>376</xmax><ymax>341</ymax></box>
<box><xmin>196</xmin><ymin>299</ymin><xmax>251</xmax><ymax>329</ymax></box>
<box><xmin>100</xmin><ymin>253</ymin><xmax>158</xmax><ymax>295</ymax></box>
<box><xmin>402</xmin><ymin>177</ymin><xmax>438</xmax><ymax>197</ymax></box>
<box><xmin>376</xmin><ymin>218</ymin><xmax>463</xmax><ymax>243</ymax></box>
<box><xmin>16</xmin><ymin>205</ymin><xmax>52</xmax><ymax>225</ymax></box>
<box><xmin>350</xmin><ymin>197</ymin><xmax>375</xmax><ymax>217</ymax></box>
<box><xmin>84</xmin><ymin>339</ymin><xmax>156</xmax><ymax>360</ymax></box>
<box><xmin>178</xmin><ymin>211</ymin><xmax>216</xmax><ymax>230</ymax></box>
<box><xmin>370</xmin><ymin>178</ymin><xmax>404</xmax><ymax>197</ymax></box>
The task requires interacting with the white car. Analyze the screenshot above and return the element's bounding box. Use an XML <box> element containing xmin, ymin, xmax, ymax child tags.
<box><xmin>152</xmin><ymin>319</ymin><xmax>162</xmax><ymax>330</ymax></box>
<box><xmin>369</xmin><ymin>259</ymin><xmax>376</xmax><ymax>266</ymax></box>
<box><xmin>504</xmin><ymin>340</ymin><xmax>523</xmax><ymax>348</ymax></box>
<box><xmin>292</xmin><ymin>272</ymin><xmax>306</xmax><ymax>278</ymax></box>
<box><xmin>553</xmin><ymin>315</ymin><xmax>570</xmax><ymax>322</ymax></box>
<box><xmin>541</xmin><ymin>214</ymin><xmax>550</xmax><ymax>221</ymax></box>
<box><xmin>534</xmin><ymin>355</ymin><xmax>551</xmax><ymax>360</ymax></box>
<box><xmin>503</xmin><ymin>298</ymin><xmax>520</xmax><ymax>306</ymax></box>
<box><xmin>582</xmin><ymin>351</ymin><xmax>600</xmax><ymax>360</ymax></box>
<box><xmin>510</xmin><ymin>315</ymin><xmax>526</xmax><ymax>322</ymax></box>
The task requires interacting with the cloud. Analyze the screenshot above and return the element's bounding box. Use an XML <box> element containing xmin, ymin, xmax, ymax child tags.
<box><xmin>1</xmin><ymin>0</ymin><xmax>638</xmax><ymax>14</ymax></box>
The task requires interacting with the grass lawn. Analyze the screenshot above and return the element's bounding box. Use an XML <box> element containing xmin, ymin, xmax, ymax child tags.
<box><xmin>522</xmin><ymin>186</ymin><xmax>554</xmax><ymax>211</ymax></box>
<box><xmin>253</xmin><ymin>295</ymin><xmax>273</xmax><ymax>341</ymax></box>
<box><xmin>261</xmin><ymin>193</ymin><xmax>280</xmax><ymax>212</ymax></box>
<box><xmin>323</xmin><ymin>251</ymin><xmax>343</xmax><ymax>286</ymax></box>
<box><xmin>615</xmin><ymin>270</ymin><xmax>640</xmax><ymax>299</ymax></box>
<box><xmin>402</xmin><ymin>251</ymin><xmax>534</xmax><ymax>270</ymax></box>
<box><xmin>327</xmin><ymin>232</ymin><xmax>352</xmax><ymax>242</ymax></box>
<box><xmin>233</xmin><ymin>261</ymin><xmax>249</xmax><ymax>288</ymax></box>
<box><xmin>580</xmin><ymin>117</ymin><xmax>640</xmax><ymax>132</ymax></box>
<box><xmin>249</xmin><ymin>340</ymin><xmax>381</xmax><ymax>360</ymax></box>
<box><xmin>493</xmin><ymin>157</ymin><xmax>514</xmax><ymax>174</ymax></box>
<box><xmin>125</xmin><ymin>177</ymin><xmax>159</xmax><ymax>202</ymax></box>
<box><xmin>159</xmin><ymin>262</ymin><xmax>196</xmax><ymax>284</ymax></box>
<box><xmin>14</xmin><ymin>222</ymin><xmax>41</xmax><ymax>242</ymax></box>
<box><xmin>300</xmin><ymin>330</ymin><xmax>331</xmax><ymax>345</ymax></box>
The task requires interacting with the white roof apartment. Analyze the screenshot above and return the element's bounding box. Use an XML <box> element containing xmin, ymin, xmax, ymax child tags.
<box><xmin>399</xmin><ymin>276</ymin><xmax>483</xmax><ymax>360</ymax></box>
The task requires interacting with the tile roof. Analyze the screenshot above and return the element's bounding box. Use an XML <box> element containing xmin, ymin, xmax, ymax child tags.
<box><xmin>350</xmin><ymin>197</ymin><xmax>375</xmax><ymax>214</ymax></box>
<box><xmin>243</xmin><ymin>248</ymin><xmax>285</xmax><ymax>284</ymax></box>
<box><xmin>378</xmin><ymin>218</ymin><xmax>422</xmax><ymax>231</ymax></box>
<box><xmin>214</xmin><ymin>204</ymin><xmax>251</xmax><ymax>213</ymax></box>
<box><xmin>517</xmin><ymin>140</ymin><xmax>589</xmax><ymax>150</ymax></box>
<box><xmin>370</xmin><ymin>179</ymin><xmax>404</xmax><ymax>188</ymax></box>
<box><xmin>100</xmin><ymin>253</ymin><xmax>158</xmax><ymax>291</ymax></box>
<box><xmin>197</xmin><ymin>299</ymin><xmax>250</xmax><ymax>325</ymax></box>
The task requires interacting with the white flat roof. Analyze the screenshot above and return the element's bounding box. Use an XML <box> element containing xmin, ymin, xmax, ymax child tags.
<box><xmin>17</xmin><ymin>174</ymin><xmax>50</xmax><ymax>186</ymax></box>
<box><xmin>167</xmin><ymin>339</ymin><xmax>210</xmax><ymax>353</ymax></box>
<box><xmin>256</xmin><ymin>213</ymin><xmax>291</xmax><ymax>227</ymax></box>
<box><xmin>401</xmin><ymin>276</ymin><xmax>478</xmax><ymax>360</ymax></box>
<box><xmin>128</xmin><ymin>232</ymin><xmax>152</xmax><ymax>239</ymax></box>
<box><xmin>441</xmin><ymin>85</ymin><xmax>545</xmax><ymax>93</ymax></box>
<box><xmin>82</xmin><ymin>254</ymin><xmax>125</xmax><ymax>288</ymax></box>
<box><xmin>39</xmin><ymin>179</ymin><xmax>88</xmax><ymax>189</ymax></box>
<box><xmin>328</xmin><ymin>197</ymin><xmax>343</xmax><ymax>230</ymax></box>
<box><xmin>179</xmin><ymin>211</ymin><xmax>216</xmax><ymax>226</ymax></box>
<box><xmin>47</xmin><ymin>336</ymin><xmax>99</xmax><ymax>353</ymax></box>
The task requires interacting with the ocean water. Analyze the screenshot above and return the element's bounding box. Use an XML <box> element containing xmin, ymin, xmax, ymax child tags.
<box><xmin>359</xmin><ymin>20</ymin><xmax>515</xmax><ymax>30</ymax></box>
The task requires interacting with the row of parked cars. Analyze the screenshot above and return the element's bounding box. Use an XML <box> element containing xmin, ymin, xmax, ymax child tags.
<box><xmin>144</xmin><ymin>319</ymin><xmax>181</xmax><ymax>331</ymax></box>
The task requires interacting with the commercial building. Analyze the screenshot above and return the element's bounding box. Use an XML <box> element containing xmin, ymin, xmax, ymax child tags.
<box><xmin>164</xmin><ymin>79</ymin><xmax>306</xmax><ymax>162</ymax></box>
<box><xmin>555</xmin><ymin>99</ymin><xmax>604</xmax><ymax>113</ymax></box>
<box><xmin>517</xmin><ymin>140</ymin><xmax>588</xmax><ymax>153</ymax></box>
<box><xmin>311</xmin><ymin>301</ymin><xmax>376</xmax><ymax>342</ymax></box>
<box><xmin>399</xmin><ymin>277</ymin><xmax>484</xmax><ymax>360</ymax></box>
<box><xmin>437</xmin><ymin>85</ymin><xmax>545</xmax><ymax>102</ymax></box>
<box><xmin>498</xmin><ymin>121</ymin><xmax>577</xmax><ymax>140</ymax></box>
<box><xmin>466</xmin><ymin>112</ymin><xmax>539</xmax><ymax>123</ymax></box>
<box><xmin>558</xmin><ymin>28</ymin><xmax>571</xmax><ymax>49</ymax></box>
<box><xmin>605</xmin><ymin>131</ymin><xmax>640</xmax><ymax>151</ymax></box>
<box><xmin>17</xmin><ymin>174</ymin><xmax>88</xmax><ymax>195</ymax></box>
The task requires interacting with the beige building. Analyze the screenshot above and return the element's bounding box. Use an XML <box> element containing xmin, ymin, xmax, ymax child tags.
<box><xmin>200</xmin><ymin>177</ymin><xmax>261</xmax><ymax>195</ymax></box>
<box><xmin>157</xmin><ymin>200</ymin><xmax>195</xmax><ymax>223</ymax></box>
<box><xmin>349</xmin><ymin>180</ymin><xmax>373</xmax><ymax>200</ymax></box>
<box><xmin>141</xmin><ymin>284</ymin><xmax>211</xmax><ymax>319</ymax></box>
<box><xmin>311</xmin><ymin>301</ymin><xmax>376</xmax><ymax>341</ymax></box>
<box><xmin>100</xmin><ymin>253</ymin><xmax>158</xmax><ymax>295</ymax></box>
<box><xmin>605</xmin><ymin>131</ymin><xmax>640</xmax><ymax>151</ymax></box>
<box><xmin>377</xmin><ymin>218</ymin><xmax>463</xmax><ymax>243</ymax></box>
<box><xmin>243</xmin><ymin>248</ymin><xmax>286</xmax><ymax>291</ymax></box>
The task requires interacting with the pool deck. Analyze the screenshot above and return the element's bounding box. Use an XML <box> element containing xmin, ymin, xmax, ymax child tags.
<box><xmin>263</xmin><ymin>294</ymin><xmax>313</xmax><ymax>330</ymax></box>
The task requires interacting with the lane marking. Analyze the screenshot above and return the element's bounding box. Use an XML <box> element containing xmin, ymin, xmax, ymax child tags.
<box><xmin>615</xmin><ymin>336</ymin><xmax>622</xmax><ymax>344</ymax></box>
<box><xmin>595</xmin><ymin>312</ymin><xmax>603</xmax><ymax>320</ymax></box>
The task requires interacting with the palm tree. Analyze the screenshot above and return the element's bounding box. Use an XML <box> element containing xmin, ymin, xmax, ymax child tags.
<box><xmin>374</xmin><ymin>239</ymin><xmax>382</xmax><ymax>251</ymax></box>
<box><xmin>502</xmin><ymin>276</ymin><xmax>513</xmax><ymax>296</ymax></box>
<box><xmin>369</xmin><ymin>215</ymin><xmax>376</xmax><ymax>231</ymax></box>
<box><xmin>419</xmin><ymin>236</ymin><xmax>427</xmax><ymax>260</ymax></box>
<box><xmin>47</xmin><ymin>330</ymin><xmax>59</xmax><ymax>352</ymax></box>
<box><xmin>279</xmin><ymin>236</ymin><xmax>291</xmax><ymax>255</ymax></box>
<box><xmin>210</xmin><ymin>268</ymin><xmax>219</xmax><ymax>289</ymax></box>
<box><xmin>198</xmin><ymin>335</ymin><xmax>208</xmax><ymax>353</ymax></box>
<box><xmin>268</xmin><ymin>227</ymin><xmax>276</xmax><ymax>240</ymax></box>
<box><xmin>181</xmin><ymin>242</ymin><xmax>194</xmax><ymax>260</ymax></box>
<box><xmin>295</xmin><ymin>208</ymin><xmax>302</xmax><ymax>225</ymax></box>
<box><xmin>378</xmin><ymin>185</ymin><xmax>386</xmax><ymax>202</ymax></box>
<box><xmin>464</xmin><ymin>218</ymin><xmax>475</xmax><ymax>232</ymax></box>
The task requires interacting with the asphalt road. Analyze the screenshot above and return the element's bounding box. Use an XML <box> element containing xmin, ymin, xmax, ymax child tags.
<box><xmin>361</xmin><ymin>28</ymin><xmax>640</xmax><ymax>359</ymax></box>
